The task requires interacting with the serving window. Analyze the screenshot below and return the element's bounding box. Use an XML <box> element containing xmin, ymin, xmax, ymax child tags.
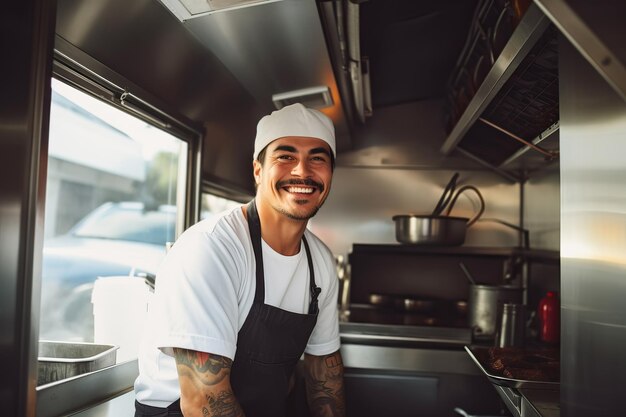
<box><xmin>39</xmin><ymin>78</ymin><xmax>189</xmax><ymax>368</ymax></box>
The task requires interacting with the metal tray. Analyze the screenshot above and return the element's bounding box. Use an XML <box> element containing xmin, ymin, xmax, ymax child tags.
<box><xmin>38</xmin><ymin>341</ymin><xmax>118</xmax><ymax>385</ymax></box>
<box><xmin>465</xmin><ymin>345</ymin><xmax>559</xmax><ymax>390</ymax></box>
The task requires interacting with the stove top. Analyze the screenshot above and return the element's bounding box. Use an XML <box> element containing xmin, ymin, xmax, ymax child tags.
<box><xmin>345</xmin><ymin>304</ymin><xmax>469</xmax><ymax>328</ymax></box>
<box><xmin>339</xmin><ymin>304</ymin><xmax>472</xmax><ymax>347</ymax></box>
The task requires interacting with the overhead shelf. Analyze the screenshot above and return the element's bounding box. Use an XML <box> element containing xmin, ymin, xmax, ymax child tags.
<box><xmin>441</xmin><ymin>3</ymin><xmax>557</xmax><ymax>179</ymax></box>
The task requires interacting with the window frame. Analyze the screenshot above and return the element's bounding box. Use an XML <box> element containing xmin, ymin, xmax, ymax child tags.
<box><xmin>34</xmin><ymin>39</ymin><xmax>204</xmax><ymax>416</ymax></box>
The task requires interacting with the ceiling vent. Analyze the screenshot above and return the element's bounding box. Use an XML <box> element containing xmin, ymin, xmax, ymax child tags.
<box><xmin>272</xmin><ymin>86</ymin><xmax>334</xmax><ymax>110</ymax></box>
<box><xmin>160</xmin><ymin>0</ymin><xmax>285</xmax><ymax>21</ymax></box>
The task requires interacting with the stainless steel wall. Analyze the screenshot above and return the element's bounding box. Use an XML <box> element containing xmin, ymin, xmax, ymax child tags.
<box><xmin>524</xmin><ymin>169</ymin><xmax>560</xmax><ymax>250</ymax></box>
<box><xmin>1</xmin><ymin>1</ymin><xmax>55</xmax><ymax>416</ymax></box>
<box><xmin>309</xmin><ymin>100</ymin><xmax>522</xmax><ymax>256</ymax></box>
<box><xmin>560</xmin><ymin>37</ymin><xmax>626</xmax><ymax>416</ymax></box>
<box><xmin>311</xmin><ymin>167</ymin><xmax>521</xmax><ymax>256</ymax></box>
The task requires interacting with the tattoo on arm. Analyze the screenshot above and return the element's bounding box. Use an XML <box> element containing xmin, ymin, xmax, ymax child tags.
<box><xmin>173</xmin><ymin>349</ymin><xmax>246</xmax><ymax>416</ymax></box>
<box><xmin>174</xmin><ymin>348</ymin><xmax>232</xmax><ymax>386</ymax></box>
<box><xmin>205</xmin><ymin>391</ymin><xmax>243</xmax><ymax>417</ymax></box>
<box><xmin>305</xmin><ymin>351</ymin><xmax>346</xmax><ymax>417</ymax></box>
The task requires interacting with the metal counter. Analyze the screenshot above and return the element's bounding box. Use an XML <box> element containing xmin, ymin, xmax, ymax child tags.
<box><xmin>493</xmin><ymin>385</ymin><xmax>560</xmax><ymax>417</ymax></box>
<box><xmin>463</xmin><ymin>345</ymin><xmax>560</xmax><ymax>417</ymax></box>
<box><xmin>338</xmin><ymin>332</ymin><xmax>502</xmax><ymax>416</ymax></box>
<box><xmin>340</xmin><ymin>321</ymin><xmax>472</xmax><ymax>348</ymax></box>
<box><xmin>339</xmin><ymin>312</ymin><xmax>479</xmax><ymax>376</ymax></box>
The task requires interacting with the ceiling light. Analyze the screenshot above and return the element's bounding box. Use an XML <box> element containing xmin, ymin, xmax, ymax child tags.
<box><xmin>272</xmin><ymin>86</ymin><xmax>334</xmax><ymax>110</ymax></box>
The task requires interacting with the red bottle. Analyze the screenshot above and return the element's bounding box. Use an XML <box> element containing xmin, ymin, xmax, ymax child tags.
<box><xmin>538</xmin><ymin>291</ymin><xmax>560</xmax><ymax>344</ymax></box>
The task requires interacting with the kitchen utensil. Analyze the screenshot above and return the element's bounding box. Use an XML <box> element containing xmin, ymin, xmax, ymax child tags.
<box><xmin>454</xmin><ymin>300</ymin><xmax>468</xmax><ymax>316</ymax></box>
<box><xmin>469</xmin><ymin>284</ymin><xmax>523</xmax><ymax>338</ymax></box>
<box><xmin>472</xmin><ymin>30</ymin><xmax>495</xmax><ymax>85</ymax></box>
<box><xmin>368</xmin><ymin>293</ymin><xmax>395</xmax><ymax>308</ymax></box>
<box><xmin>511</xmin><ymin>0</ymin><xmax>532</xmax><ymax>24</ymax></box>
<box><xmin>431</xmin><ymin>172</ymin><xmax>459</xmax><ymax>216</ymax></box>
<box><xmin>459</xmin><ymin>262</ymin><xmax>477</xmax><ymax>285</ymax></box>
<box><xmin>465</xmin><ymin>346</ymin><xmax>560</xmax><ymax>389</ymax></box>
<box><xmin>396</xmin><ymin>297</ymin><xmax>436</xmax><ymax>313</ymax></box>
<box><xmin>497</xmin><ymin>303</ymin><xmax>525</xmax><ymax>347</ymax></box>
<box><xmin>492</xmin><ymin>6</ymin><xmax>514</xmax><ymax>58</ymax></box>
<box><xmin>393</xmin><ymin>185</ymin><xmax>485</xmax><ymax>245</ymax></box>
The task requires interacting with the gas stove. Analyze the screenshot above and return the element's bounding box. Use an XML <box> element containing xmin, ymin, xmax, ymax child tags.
<box><xmin>339</xmin><ymin>304</ymin><xmax>472</xmax><ymax>348</ymax></box>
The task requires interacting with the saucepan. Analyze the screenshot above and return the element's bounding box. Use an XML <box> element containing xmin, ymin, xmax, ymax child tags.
<box><xmin>393</xmin><ymin>176</ymin><xmax>485</xmax><ymax>246</ymax></box>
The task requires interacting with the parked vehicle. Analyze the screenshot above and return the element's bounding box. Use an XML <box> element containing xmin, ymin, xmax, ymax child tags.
<box><xmin>40</xmin><ymin>202</ymin><xmax>176</xmax><ymax>342</ymax></box>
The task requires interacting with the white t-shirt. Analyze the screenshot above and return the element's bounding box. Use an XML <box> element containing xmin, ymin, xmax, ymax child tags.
<box><xmin>134</xmin><ymin>206</ymin><xmax>341</xmax><ymax>407</ymax></box>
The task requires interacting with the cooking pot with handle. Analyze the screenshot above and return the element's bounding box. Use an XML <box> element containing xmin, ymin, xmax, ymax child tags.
<box><xmin>393</xmin><ymin>185</ymin><xmax>485</xmax><ymax>245</ymax></box>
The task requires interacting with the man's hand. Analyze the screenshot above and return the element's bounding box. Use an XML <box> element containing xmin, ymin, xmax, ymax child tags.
<box><xmin>173</xmin><ymin>348</ymin><xmax>246</xmax><ymax>417</ymax></box>
<box><xmin>304</xmin><ymin>350</ymin><xmax>346</xmax><ymax>417</ymax></box>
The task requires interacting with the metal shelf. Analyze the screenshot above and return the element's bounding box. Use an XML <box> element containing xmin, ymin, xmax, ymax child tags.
<box><xmin>441</xmin><ymin>4</ymin><xmax>551</xmax><ymax>157</ymax></box>
<box><xmin>351</xmin><ymin>244</ymin><xmax>559</xmax><ymax>262</ymax></box>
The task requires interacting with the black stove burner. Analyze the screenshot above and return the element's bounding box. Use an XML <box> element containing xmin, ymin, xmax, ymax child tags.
<box><xmin>346</xmin><ymin>304</ymin><xmax>469</xmax><ymax>328</ymax></box>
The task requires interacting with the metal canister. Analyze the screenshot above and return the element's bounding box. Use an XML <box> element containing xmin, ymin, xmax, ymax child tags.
<box><xmin>497</xmin><ymin>303</ymin><xmax>525</xmax><ymax>347</ymax></box>
<box><xmin>469</xmin><ymin>284</ymin><xmax>523</xmax><ymax>338</ymax></box>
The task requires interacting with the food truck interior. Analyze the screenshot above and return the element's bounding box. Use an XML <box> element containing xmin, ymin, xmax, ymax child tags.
<box><xmin>2</xmin><ymin>0</ymin><xmax>626</xmax><ymax>416</ymax></box>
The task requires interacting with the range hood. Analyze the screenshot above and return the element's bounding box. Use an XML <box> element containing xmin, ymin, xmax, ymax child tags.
<box><xmin>157</xmin><ymin>0</ymin><xmax>353</xmax><ymax>151</ymax></box>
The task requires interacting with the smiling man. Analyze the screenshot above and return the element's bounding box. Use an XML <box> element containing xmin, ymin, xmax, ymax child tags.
<box><xmin>134</xmin><ymin>103</ymin><xmax>345</xmax><ymax>417</ymax></box>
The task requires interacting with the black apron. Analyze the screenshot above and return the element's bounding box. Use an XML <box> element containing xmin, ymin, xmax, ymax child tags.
<box><xmin>136</xmin><ymin>200</ymin><xmax>320</xmax><ymax>417</ymax></box>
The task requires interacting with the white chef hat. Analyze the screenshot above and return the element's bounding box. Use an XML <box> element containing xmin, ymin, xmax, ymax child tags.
<box><xmin>253</xmin><ymin>103</ymin><xmax>336</xmax><ymax>160</ymax></box>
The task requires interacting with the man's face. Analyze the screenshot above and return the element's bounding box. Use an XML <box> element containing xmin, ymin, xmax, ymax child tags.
<box><xmin>254</xmin><ymin>136</ymin><xmax>333</xmax><ymax>221</ymax></box>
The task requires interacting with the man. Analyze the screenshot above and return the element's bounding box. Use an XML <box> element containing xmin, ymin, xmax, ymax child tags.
<box><xmin>134</xmin><ymin>103</ymin><xmax>345</xmax><ymax>417</ymax></box>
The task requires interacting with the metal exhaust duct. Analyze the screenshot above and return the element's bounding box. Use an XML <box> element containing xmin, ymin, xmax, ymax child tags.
<box><xmin>346</xmin><ymin>0</ymin><xmax>372</xmax><ymax>123</ymax></box>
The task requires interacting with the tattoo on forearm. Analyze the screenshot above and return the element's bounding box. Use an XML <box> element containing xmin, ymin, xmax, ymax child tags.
<box><xmin>174</xmin><ymin>348</ymin><xmax>232</xmax><ymax>385</ymax></box>
<box><xmin>205</xmin><ymin>391</ymin><xmax>245</xmax><ymax>417</ymax></box>
<box><xmin>325</xmin><ymin>354</ymin><xmax>342</xmax><ymax>368</ymax></box>
<box><xmin>305</xmin><ymin>352</ymin><xmax>346</xmax><ymax>417</ymax></box>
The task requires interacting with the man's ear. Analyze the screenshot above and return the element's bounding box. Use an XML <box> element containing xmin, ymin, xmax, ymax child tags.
<box><xmin>253</xmin><ymin>160</ymin><xmax>262</xmax><ymax>186</ymax></box>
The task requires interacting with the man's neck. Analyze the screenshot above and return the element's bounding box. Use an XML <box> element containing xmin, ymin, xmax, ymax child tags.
<box><xmin>244</xmin><ymin>201</ymin><xmax>308</xmax><ymax>256</ymax></box>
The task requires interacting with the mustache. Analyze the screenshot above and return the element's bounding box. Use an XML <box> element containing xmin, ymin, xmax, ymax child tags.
<box><xmin>276</xmin><ymin>178</ymin><xmax>324</xmax><ymax>192</ymax></box>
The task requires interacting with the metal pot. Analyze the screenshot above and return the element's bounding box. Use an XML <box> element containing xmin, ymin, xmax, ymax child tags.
<box><xmin>393</xmin><ymin>185</ymin><xmax>485</xmax><ymax>245</ymax></box>
<box><xmin>468</xmin><ymin>284</ymin><xmax>523</xmax><ymax>338</ymax></box>
<box><xmin>392</xmin><ymin>215</ymin><xmax>470</xmax><ymax>245</ymax></box>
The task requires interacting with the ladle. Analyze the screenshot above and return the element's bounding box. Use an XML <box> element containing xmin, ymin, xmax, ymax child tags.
<box><xmin>459</xmin><ymin>262</ymin><xmax>477</xmax><ymax>286</ymax></box>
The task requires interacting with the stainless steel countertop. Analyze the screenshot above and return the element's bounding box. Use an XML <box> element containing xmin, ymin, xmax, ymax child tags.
<box><xmin>71</xmin><ymin>390</ymin><xmax>135</xmax><ymax>417</ymax></box>
<box><xmin>462</xmin><ymin>344</ymin><xmax>560</xmax><ymax>417</ymax></box>
<box><xmin>520</xmin><ymin>388</ymin><xmax>560</xmax><ymax>417</ymax></box>
<box><xmin>340</xmin><ymin>321</ymin><xmax>472</xmax><ymax>348</ymax></box>
<box><xmin>493</xmin><ymin>381</ymin><xmax>560</xmax><ymax>417</ymax></box>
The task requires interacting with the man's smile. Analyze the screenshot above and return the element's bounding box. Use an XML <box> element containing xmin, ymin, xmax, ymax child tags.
<box><xmin>276</xmin><ymin>179</ymin><xmax>324</xmax><ymax>195</ymax></box>
<box><xmin>285</xmin><ymin>186</ymin><xmax>315</xmax><ymax>194</ymax></box>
